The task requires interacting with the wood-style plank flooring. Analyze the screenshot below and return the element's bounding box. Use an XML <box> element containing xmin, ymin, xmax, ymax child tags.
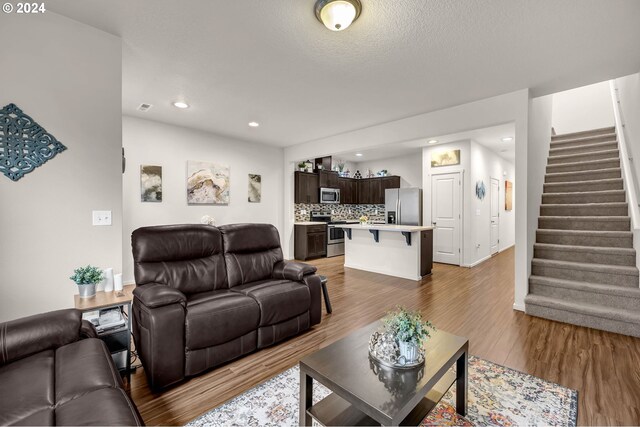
<box><xmin>126</xmin><ymin>248</ymin><xmax>640</xmax><ymax>426</ymax></box>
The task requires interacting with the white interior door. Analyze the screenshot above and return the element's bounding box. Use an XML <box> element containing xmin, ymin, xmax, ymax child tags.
<box><xmin>490</xmin><ymin>177</ymin><xmax>500</xmax><ymax>255</ymax></box>
<box><xmin>431</xmin><ymin>172</ymin><xmax>461</xmax><ymax>265</ymax></box>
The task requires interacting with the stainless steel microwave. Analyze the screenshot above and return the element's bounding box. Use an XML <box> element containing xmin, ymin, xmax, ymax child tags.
<box><xmin>320</xmin><ymin>187</ymin><xmax>340</xmax><ymax>204</ymax></box>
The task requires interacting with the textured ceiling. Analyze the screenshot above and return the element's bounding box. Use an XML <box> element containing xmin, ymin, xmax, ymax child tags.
<box><xmin>49</xmin><ymin>0</ymin><xmax>640</xmax><ymax>147</ymax></box>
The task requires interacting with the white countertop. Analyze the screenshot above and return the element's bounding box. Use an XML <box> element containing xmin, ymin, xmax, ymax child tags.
<box><xmin>340</xmin><ymin>224</ymin><xmax>434</xmax><ymax>232</ymax></box>
<box><xmin>294</xmin><ymin>221</ymin><xmax>327</xmax><ymax>225</ymax></box>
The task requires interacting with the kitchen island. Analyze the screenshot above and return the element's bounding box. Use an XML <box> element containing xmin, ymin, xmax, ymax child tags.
<box><xmin>341</xmin><ymin>224</ymin><xmax>434</xmax><ymax>281</ymax></box>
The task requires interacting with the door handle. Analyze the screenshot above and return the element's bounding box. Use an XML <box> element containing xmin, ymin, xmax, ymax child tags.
<box><xmin>432</xmin><ymin>222</ymin><xmax>437</xmax><ymax>226</ymax></box>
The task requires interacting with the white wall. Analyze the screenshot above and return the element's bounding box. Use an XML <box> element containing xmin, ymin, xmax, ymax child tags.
<box><xmin>353</xmin><ymin>153</ymin><xmax>423</xmax><ymax>188</ymax></box>
<box><xmin>552</xmin><ymin>81</ymin><xmax>614</xmax><ymax>134</ymax></box>
<box><xmin>422</xmin><ymin>140</ymin><xmax>515</xmax><ymax>268</ymax></box>
<box><xmin>469</xmin><ymin>141</ymin><xmax>516</xmax><ymax>261</ymax></box>
<box><xmin>122</xmin><ymin>116</ymin><xmax>284</xmax><ymax>283</ymax></box>
<box><xmin>615</xmin><ymin>73</ymin><xmax>640</xmax><ymax>196</ymax></box>
<box><xmin>0</xmin><ymin>13</ymin><xmax>122</xmax><ymax>321</ymax></box>
<box><xmin>520</xmin><ymin>95</ymin><xmax>553</xmax><ymax>310</ymax></box>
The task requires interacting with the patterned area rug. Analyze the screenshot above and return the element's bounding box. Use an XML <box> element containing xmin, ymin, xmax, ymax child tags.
<box><xmin>187</xmin><ymin>356</ymin><xmax>577</xmax><ymax>426</ymax></box>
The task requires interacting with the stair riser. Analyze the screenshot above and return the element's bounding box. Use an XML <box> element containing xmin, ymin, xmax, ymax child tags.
<box><xmin>534</xmin><ymin>247</ymin><xmax>635</xmax><ymax>266</ymax></box>
<box><xmin>525</xmin><ymin>303</ymin><xmax>640</xmax><ymax>338</ymax></box>
<box><xmin>529</xmin><ymin>282</ymin><xmax>640</xmax><ymax>311</ymax></box>
<box><xmin>542</xmin><ymin>192</ymin><xmax>625</xmax><ymax>204</ymax></box>
<box><xmin>545</xmin><ymin>169</ymin><xmax>621</xmax><ymax>183</ymax></box>
<box><xmin>551</xmin><ymin>134</ymin><xmax>617</xmax><ymax>147</ymax></box>
<box><xmin>549</xmin><ymin>142</ymin><xmax>618</xmax><ymax>156</ymax></box>
<box><xmin>546</xmin><ymin>159</ymin><xmax>620</xmax><ymax>173</ymax></box>
<box><xmin>538</xmin><ymin>217</ymin><xmax>630</xmax><ymax>231</ymax></box>
<box><xmin>547</xmin><ymin>150</ymin><xmax>619</xmax><ymax>165</ymax></box>
<box><xmin>536</xmin><ymin>232</ymin><xmax>632</xmax><ymax>248</ymax></box>
<box><xmin>540</xmin><ymin>204</ymin><xmax>628</xmax><ymax>216</ymax></box>
<box><xmin>531</xmin><ymin>264</ymin><xmax>638</xmax><ymax>287</ymax></box>
<box><xmin>543</xmin><ymin>180</ymin><xmax>623</xmax><ymax>193</ymax></box>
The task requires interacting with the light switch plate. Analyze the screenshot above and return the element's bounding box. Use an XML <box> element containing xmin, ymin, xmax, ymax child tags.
<box><xmin>92</xmin><ymin>210</ymin><xmax>112</xmax><ymax>226</ymax></box>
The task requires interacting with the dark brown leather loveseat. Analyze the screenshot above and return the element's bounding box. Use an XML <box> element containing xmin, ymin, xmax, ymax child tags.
<box><xmin>0</xmin><ymin>309</ymin><xmax>143</xmax><ymax>426</ymax></box>
<box><xmin>131</xmin><ymin>223</ymin><xmax>322</xmax><ymax>389</ymax></box>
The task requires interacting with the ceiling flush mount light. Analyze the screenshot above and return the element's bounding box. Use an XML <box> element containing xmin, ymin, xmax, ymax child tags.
<box><xmin>501</xmin><ymin>137</ymin><xmax>513</xmax><ymax>142</ymax></box>
<box><xmin>428</xmin><ymin>139</ymin><xmax>438</xmax><ymax>144</ymax></box>
<box><xmin>248</xmin><ymin>121</ymin><xmax>260</xmax><ymax>127</ymax></box>
<box><xmin>173</xmin><ymin>101</ymin><xmax>189</xmax><ymax>109</ymax></box>
<box><xmin>355</xmin><ymin>153</ymin><xmax>363</xmax><ymax>157</ymax></box>
<box><xmin>315</xmin><ymin>0</ymin><xmax>362</xmax><ymax>32</ymax></box>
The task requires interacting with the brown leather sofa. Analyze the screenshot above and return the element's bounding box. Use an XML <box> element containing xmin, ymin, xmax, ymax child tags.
<box><xmin>0</xmin><ymin>309</ymin><xmax>143</xmax><ymax>426</ymax></box>
<box><xmin>131</xmin><ymin>223</ymin><xmax>322</xmax><ymax>389</ymax></box>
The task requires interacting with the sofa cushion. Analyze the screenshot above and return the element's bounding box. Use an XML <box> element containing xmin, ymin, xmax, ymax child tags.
<box><xmin>55</xmin><ymin>339</ymin><xmax>122</xmax><ymax>405</ymax></box>
<box><xmin>186</xmin><ymin>291</ymin><xmax>260</xmax><ymax>350</ymax></box>
<box><xmin>55</xmin><ymin>387</ymin><xmax>142</xmax><ymax>426</ymax></box>
<box><xmin>132</xmin><ymin>224</ymin><xmax>228</xmax><ymax>294</ymax></box>
<box><xmin>232</xmin><ymin>279</ymin><xmax>311</xmax><ymax>326</ymax></box>
<box><xmin>219</xmin><ymin>224</ymin><xmax>284</xmax><ymax>287</ymax></box>
<box><xmin>0</xmin><ymin>350</ymin><xmax>54</xmax><ymax>426</ymax></box>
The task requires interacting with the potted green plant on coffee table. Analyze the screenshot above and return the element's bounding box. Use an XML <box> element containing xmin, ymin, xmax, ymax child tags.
<box><xmin>383</xmin><ymin>306</ymin><xmax>436</xmax><ymax>363</ymax></box>
<box><xmin>70</xmin><ymin>265</ymin><xmax>104</xmax><ymax>299</ymax></box>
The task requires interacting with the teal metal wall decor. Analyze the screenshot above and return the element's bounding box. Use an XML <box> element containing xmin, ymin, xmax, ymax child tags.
<box><xmin>0</xmin><ymin>103</ymin><xmax>67</xmax><ymax>181</ymax></box>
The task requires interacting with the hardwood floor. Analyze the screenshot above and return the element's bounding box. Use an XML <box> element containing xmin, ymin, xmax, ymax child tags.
<box><xmin>126</xmin><ymin>248</ymin><xmax>640</xmax><ymax>426</ymax></box>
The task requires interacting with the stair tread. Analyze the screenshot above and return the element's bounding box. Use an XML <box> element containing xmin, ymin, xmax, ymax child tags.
<box><xmin>542</xmin><ymin>189</ymin><xmax>625</xmax><ymax>196</ymax></box>
<box><xmin>546</xmin><ymin>158</ymin><xmax>620</xmax><ymax>169</ymax></box>
<box><xmin>529</xmin><ymin>275</ymin><xmax>640</xmax><ymax>297</ymax></box>
<box><xmin>540</xmin><ymin>202</ymin><xmax>627</xmax><ymax>207</ymax></box>
<box><xmin>525</xmin><ymin>294</ymin><xmax>640</xmax><ymax>323</ymax></box>
<box><xmin>539</xmin><ymin>215</ymin><xmax>630</xmax><ymax>221</ymax></box>
<box><xmin>537</xmin><ymin>228</ymin><xmax>632</xmax><ymax>236</ymax></box>
<box><xmin>532</xmin><ymin>257</ymin><xmax>638</xmax><ymax>275</ymax></box>
<box><xmin>552</xmin><ymin>128</ymin><xmax>616</xmax><ymax>140</ymax></box>
<box><xmin>545</xmin><ymin>167</ymin><xmax>621</xmax><ymax>179</ymax></box>
<box><xmin>549</xmin><ymin>141</ymin><xmax>618</xmax><ymax>154</ymax></box>
<box><xmin>544</xmin><ymin>178</ymin><xmax>623</xmax><ymax>186</ymax></box>
<box><xmin>533</xmin><ymin>243</ymin><xmax>635</xmax><ymax>254</ymax></box>
<box><xmin>548</xmin><ymin>148</ymin><xmax>619</xmax><ymax>161</ymax></box>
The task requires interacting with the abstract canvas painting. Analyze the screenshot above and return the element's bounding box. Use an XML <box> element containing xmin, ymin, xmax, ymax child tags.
<box><xmin>505</xmin><ymin>180</ymin><xmax>513</xmax><ymax>211</ymax></box>
<box><xmin>248</xmin><ymin>174</ymin><xmax>261</xmax><ymax>203</ymax></box>
<box><xmin>187</xmin><ymin>161</ymin><xmax>230</xmax><ymax>204</ymax></box>
<box><xmin>140</xmin><ymin>165</ymin><xmax>162</xmax><ymax>202</ymax></box>
<box><xmin>431</xmin><ymin>149</ymin><xmax>460</xmax><ymax>167</ymax></box>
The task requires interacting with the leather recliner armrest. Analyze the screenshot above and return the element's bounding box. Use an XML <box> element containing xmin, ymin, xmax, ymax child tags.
<box><xmin>272</xmin><ymin>260</ymin><xmax>318</xmax><ymax>282</ymax></box>
<box><xmin>133</xmin><ymin>283</ymin><xmax>186</xmax><ymax>308</ymax></box>
<box><xmin>0</xmin><ymin>309</ymin><xmax>85</xmax><ymax>366</ymax></box>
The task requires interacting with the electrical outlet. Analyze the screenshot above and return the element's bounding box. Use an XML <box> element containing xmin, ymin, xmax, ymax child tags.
<box><xmin>331</xmin><ymin>209</ymin><xmax>335</xmax><ymax>214</ymax></box>
<box><xmin>301</xmin><ymin>209</ymin><xmax>307</xmax><ymax>215</ymax></box>
<box><xmin>92</xmin><ymin>210</ymin><xmax>112</xmax><ymax>226</ymax></box>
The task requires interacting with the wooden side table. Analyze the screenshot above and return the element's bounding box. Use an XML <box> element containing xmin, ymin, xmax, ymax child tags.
<box><xmin>74</xmin><ymin>285</ymin><xmax>135</xmax><ymax>375</ymax></box>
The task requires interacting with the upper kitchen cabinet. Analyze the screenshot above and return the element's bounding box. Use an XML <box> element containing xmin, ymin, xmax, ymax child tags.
<box><xmin>295</xmin><ymin>171</ymin><xmax>319</xmax><ymax>204</ymax></box>
<box><xmin>362</xmin><ymin>176</ymin><xmax>401</xmax><ymax>204</ymax></box>
<box><xmin>338</xmin><ymin>177</ymin><xmax>358</xmax><ymax>204</ymax></box>
<box><xmin>319</xmin><ymin>170</ymin><xmax>339</xmax><ymax>188</ymax></box>
<box><xmin>357</xmin><ymin>179</ymin><xmax>371</xmax><ymax>204</ymax></box>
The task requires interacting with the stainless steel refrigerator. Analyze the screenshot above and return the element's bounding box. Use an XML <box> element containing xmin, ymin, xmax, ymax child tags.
<box><xmin>385</xmin><ymin>188</ymin><xmax>422</xmax><ymax>226</ymax></box>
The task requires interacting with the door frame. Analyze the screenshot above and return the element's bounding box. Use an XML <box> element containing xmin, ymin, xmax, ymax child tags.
<box><xmin>430</xmin><ymin>170</ymin><xmax>464</xmax><ymax>266</ymax></box>
<box><xmin>489</xmin><ymin>176</ymin><xmax>500</xmax><ymax>256</ymax></box>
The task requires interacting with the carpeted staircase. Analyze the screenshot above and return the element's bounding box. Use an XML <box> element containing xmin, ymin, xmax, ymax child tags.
<box><xmin>525</xmin><ymin>126</ymin><xmax>640</xmax><ymax>337</ymax></box>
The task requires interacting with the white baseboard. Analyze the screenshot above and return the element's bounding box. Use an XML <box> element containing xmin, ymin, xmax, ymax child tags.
<box><xmin>463</xmin><ymin>255</ymin><xmax>492</xmax><ymax>268</ymax></box>
<box><xmin>512</xmin><ymin>302</ymin><xmax>525</xmax><ymax>312</ymax></box>
<box><xmin>499</xmin><ymin>244</ymin><xmax>515</xmax><ymax>252</ymax></box>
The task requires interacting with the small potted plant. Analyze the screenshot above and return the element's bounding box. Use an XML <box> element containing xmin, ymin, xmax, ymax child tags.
<box><xmin>383</xmin><ymin>307</ymin><xmax>436</xmax><ymax>363</ymax></box>
<box><xmin>70</xmin><ymin>265</ymin><xmax>104</xmax><ymax>299</ymax></box>
<box><xmin>298</xmin><ymin>161</ymin><xmax>307</xmax><ymax>172</ymax></box>
<box><xmin>359</xmin><ymin>214</ymin><xmax>369</xmax><ymax>225</ymax></box>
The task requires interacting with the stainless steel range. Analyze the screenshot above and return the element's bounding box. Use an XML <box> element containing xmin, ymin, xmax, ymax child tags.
<box><xmin>310</xmin><ymin>212</ymin><xmax>345</xmax><ymax>257</ymax></box>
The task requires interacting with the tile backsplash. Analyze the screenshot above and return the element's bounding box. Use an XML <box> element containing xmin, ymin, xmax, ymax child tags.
<box><xmin>294</xmin><ymin>204</ymin><xmax>386</xmax><ymax>222</ymax></box>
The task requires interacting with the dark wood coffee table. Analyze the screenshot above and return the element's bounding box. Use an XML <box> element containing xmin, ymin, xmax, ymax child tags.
<box><xmin>299</xmin><ymin>321</ymin><xmax>468</xmax><ymax>426</ymax></box>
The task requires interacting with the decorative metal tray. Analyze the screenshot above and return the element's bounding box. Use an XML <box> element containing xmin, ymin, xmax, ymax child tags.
<box><xmin>368</xmin><ymin>330</ymin><xmax>425</xmax><ymax>370</ymax></box>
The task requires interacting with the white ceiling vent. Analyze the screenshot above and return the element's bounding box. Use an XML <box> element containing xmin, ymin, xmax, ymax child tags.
<box><xmin>137</xmin><ymin>103</ymin><xmax>152</xmax><ymax>112</ymax></box>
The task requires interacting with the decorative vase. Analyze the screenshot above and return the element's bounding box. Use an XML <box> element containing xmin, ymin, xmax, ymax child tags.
<box><xmin>78</xmin><ymin>283</ymin><xmax>96</xmax><ymax>299</ymax></box>
<box><xmin>398</xmin><ymin>340</ymin><xmax>419</xmax><ymax>363</ymax></box>
<box><xmin>114</xmin><ymin>273</ymin><xmax>123</xmax><ymax>292</ymax></box>
<box><xmin>103</xmin><ymin>268</ymin><xmax>114</xmax><ymax>292</ymax></box>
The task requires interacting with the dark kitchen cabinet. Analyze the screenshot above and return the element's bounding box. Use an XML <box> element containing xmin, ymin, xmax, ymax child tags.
<box><xmin>319</xmin><ymin>170</ymin><xmax>339</xmax><ymax>188</ymax></box>
<box><xmin>295</xmin><ymin>172</ymin><xmax>319</xmax><ymax>204</ymax></box>
<box><xmin>338</xmin><ymin>177</ymin><xmax>358</xmax><ymax>204</ymax></box>
<box><xmin>294</xmin><ymin>224</ymin><xmax>327</xmax><ymax>260</ymax></box>
<box><xmin>371</xmin><ymin>176</ymin><xmax>401</xmax><ymax>204</ymax></box>
<box><xmin>357</xmin><ymin>179</ymin><xmax>371</xmax><ymax>204</ymax></box>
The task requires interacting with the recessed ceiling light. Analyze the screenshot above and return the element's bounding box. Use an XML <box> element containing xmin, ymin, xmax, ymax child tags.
<box><xmin>501</xmin><ymin>137</ymin><xmax>513</xmax><ymax>142</ymax></box>
<box><xmin>355</xmin><ymin>153</ymin><xmax>363</xmax><ymax>157</ymax></box>
<box><xmin>248</xmin><ymin>121</ymin><xmax>260</xmax><ymax>127</ymax></box>
<box><xmin>173</xmin><ymin>101</ymin><xmax>189</xmax><ymax>109</ymax></box>
<box><xmin>428</xmin><ymin>140</ymin><xmax>438</xmax><ymax>144</ymax></box>
<box><xmin>315</xmin><ymin>0</ymin><xmax>362</xmax><ymax>32</ymax></box>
